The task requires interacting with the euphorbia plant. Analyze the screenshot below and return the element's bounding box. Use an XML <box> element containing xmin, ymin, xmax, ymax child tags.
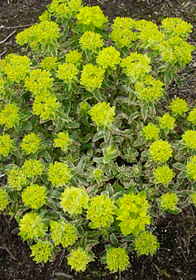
<box><xmin>0</xmin><ymin>0</ymin><xmax>195</xmax><ymax>275</ymax></box>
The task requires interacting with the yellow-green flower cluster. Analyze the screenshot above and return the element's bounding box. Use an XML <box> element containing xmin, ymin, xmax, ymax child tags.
<box><xmin>22</xmin><ymin>159</ymin><xmax>44</xmax><ymax>179</ymax></box>
<box><xmin>79</xmin><ymin>31</ymin><xmax>104</xmax><ymax>53</ymax></box>
<box><xmin>182</xmin><ymin>130</ymin><xmax>196</xmax><ymax>150</ymax></box>
<box><xmin>186</xmin><ymin>156</ymin><xmax>196</xmax><ymax>181</ymax></box>
<box><xmin>158</xmin><ymin>113</ymin><xmax>176</xmax><ymax>132</ymax></box>
<box><xmin>137</xmin><ymin>20</ymin><xmax>164</xmax><ymax>49</ymax></box>
<box><xmin>191</xmin><ymin>192</ymin><xmax>196</xmax><ymax>207</ymax></box>
<box><xmin>187</xmin><ymin>108</ymin><xmax>196</xmax><ymax>125</ymax></box>
<box><xmin>169</xmin><ymin>97</ymin><xmax>188</xmax><ymax>116</ymax></box>
<box><xmin>65</xmin><ymin>49</ymin><xmax>82</xmax><ymax>66</ymax></box>
<box><xmin>121</xmin><ymin>53</ymin><xmax>151</xmax><ymax>83</ymax></box>
<box><xmin>0</xmin><ymin>189</ymin><xmax>9</xmax><ymax>211</ymax></box>
<box><xmin>4</xmin><ymin>54</ymin><xmax>31</xmax><ymax>83</ymax></box>
<box><xmin>25</xmin><ymin>69</ymin><xmax>53</xmax><ymax>96</ymax></box>
<box><xmin>149</xmin><ymin>139</ymin><xmax>173</xmax><ymax>163</ymax></box>
<box><xmin>142</xmin><ymin>123</ymin><xmax>160</xmax><ymax>140</ymax></box>
<box><xmin>154</xmin><ymin>165</ymin><xmax>175</xmax><ymax>185</ymax></box>
<box><xmin>48</xmin><ymin>161</ymin><xmax>72</xmax><ymax>187</ymax></box>
<box><xmin>106</xmin><ymin>247</ymin><xmax>129</xmax><ymax>272</ymax></box>
<box><xmin>157</xmin><ymin>37</ymin><xmax>195</xmax><ymax>67</ymax></box>
<box><xmin>30</xmin><ymin>240</ymin><xmax>53</xmax><ymax>263</ymax></box>
<box><xmin>76</xmin><ymin>6</ymin><xmax>108</xmax><ymax>29</ymax></box>
<box><xmin>40</xmin><ymin>56</ymin><xmax>58</xmax><ymax>71</ymax></box>
<box><xmin>79</xmin><ymin>101</ymin><xmax>91</xmax><ymax>114</ymax></box>
<box><xmin>16</xmin><ymin>20</ymin><xmax>60</xmax><ymax>52</ymax></box>
<box><xmin>89</xmin><ymin>102</ymin><xmax>115</xmax><ymax>128</ymax></box>
<box><xmin>160</xmin><ymin>17</ymin><xmax>193</xmax><ymax>39</ymax></box>
<box><xmin>39</xmin><ymin>10</ymin><xmax>51</xmax><ymax>22</ymax></box>
<box><xmin>96</xmin><ymin>46</ymin><xmax>121</xmax><ymax>71</ymax></box>
<box><xmin>33</xmin><ymin>91</ymin><xmax>60</xmax><ymax>120</ymax></box>
<box><xmin>160</xmin><ymin>192</ymin><xmax>178</xmax><ymax>211</ymax></box>
<box><xmin>134</xmin><ymin>75</ymin><xmax>164</xmax><ymax>103</ymax></box>
<box><xmin>0</xmin><ymin>59</ymin><xmax>6</xmax><ymax>74</ymax></box>
<box><xmin>110</xmin><ymin>17</ymin><xmax>138</xmax><ymax>48</ymax></box>
<box><xmin>135</xmin><ymin>231</ymin><xmax>159</xmax><ymax>256</ymax></box>
<box><xmin>19</xmin><ymin>212</ymin><xmax>47</xmax><ymax>241</ymax></box>
<box><xmin>7</xmin><ymin>167</ymin><xmax>27</xmax><ymax>191</ymax></box>
<box><xmin>0</xmin><ymin>134</ymin><xmax>13</xmax><ymax>157</ymax></box>
<box><xmin>22</xmin><ymin>184</ymin><xmax>47</xmax><ymax>209</ymax></box>
<box><xmin>0</xmin><ymin>75</ymin><xmax>5</xmax><ymax>98</ymax></box>
<box><xmin>87</xmin><ymin>194</ymin><xmax>116</xmax><ymax>229</ymax></box>
<box><xmin>80</xmin><ymin>64</ymin><xmax>105</xmax><ymax>91</ymax></box>
<box><xmin>60</xmin><ymin>186</ymin><xmax>89</xmax><ymax>215</ymax></box>
<box><xmin>116</xmin><ymin>191</ymin><xmax>150</xmax><ymax>236</ymax></box>
<box><xmin>20</xmin><ymin>133</ymin><xmax>41</xmax><ymax>155</ymax></box>
<box><xmin>49</xmin><ymin>0</ymin><xmax>82</xmax><ymax>20</ymax></box>
<box><xmin>67</xmin><ymin>247</ymin><xmax>93</xmax><ymax>272</ymax></box>
<box><xmin>50</xmin><ymin>219</ymin><xmax>78</xmax><ymax>247</ymax></box>
<box><xmin>53</xmin><ymin>132</ymin><xmax>71</xmax><ymax>152</ymax></box>
<box><xmin>56</xmin><ymin>63</ymin><xmax>79</xmax><ymax>83</ymax></box>
<box><xmin>0</xmin><ymin>103</ymin><xmax>19</xmax><ymax>129</ymax></box>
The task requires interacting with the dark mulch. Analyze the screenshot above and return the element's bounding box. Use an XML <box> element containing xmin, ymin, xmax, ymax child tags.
<box><xmin>0</xmin><ymin>0</ymin><xmax>196</xmax><ymax>279</ymax></box>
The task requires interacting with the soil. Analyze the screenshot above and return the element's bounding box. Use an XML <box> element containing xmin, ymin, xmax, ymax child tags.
<box><xmin>0</xmin><ymin>0</ymin><xmax>196</xmax><ymax>279</ymax></box>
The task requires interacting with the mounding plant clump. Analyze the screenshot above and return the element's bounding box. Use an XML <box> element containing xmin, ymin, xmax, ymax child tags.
<box><xmin>0</xmin><ymin>0</ymin><xmax>195</xmax><ymax>275</ymax></box>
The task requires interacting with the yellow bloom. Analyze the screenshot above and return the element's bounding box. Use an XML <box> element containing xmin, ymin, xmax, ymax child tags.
<box><xmin>0</xmin><ymin>103</ymin><xmax>19</xmax><ymax>129</ymax></box>
<box><xmin>67</xmin><ymin>247</ymin><xmax>94</xmax><ymax>272</ymax></box>
<box><xmin>154</xmin><ymin>165</ymin><xmax>175</xmax><ymax>185</ymax></box>
<box><xmin>22</xmin><ymin>184</ymin><xmax>47</xmax><ymax>209</ymax></box>
<box><xmin>96</xmin><ymin>46</ymin><xmax>121</xmax><ymax>70</ymax></box>
<box><xmin>106</xmin><ymin>247</ymin><xmax>129</xmax><ymax>272</ymax></box>
<box><xmin>186</xmin><ymin>156</ymin><xmax>196</xmax><ymax>180</ymax></box>
<box><xmin>142</xmin><ymin>123</ymin><xmax>160</xmax><ymax>140</ymax></box>
<box><xmin>40</xmin><ymin>56</ymin><xmax>58</xmax><ymax>71</ymax></box>
<box><xmin>0</xmin><ymin>134</ymin><xmax>13</xmax><ymax>157</ymax></box>
<box><xmin>56</xmin><ymin>63</ymin><xmax>79</xmax><ymax>83</ymax></box>
<box><xmin>20</xmin><ymin>133</ymin><xmax>41</xmax><ymax>155</ymax></box>
<box><xmin>65</xmin><ymin>49</ymin><xmax>82</xmax><ymax>66</ymax></box>
<box><xmin>80</xmin><ymin>64</ymin><xmax>105</xmax><ymax>91</ymax></box>
<box><xmin>48</xmin><ymin>161</ymin><xmax>72</xmax><ymax>186</ymax></box>
<box><xmin>89</xmin><ymin>102</ymin><xmax>115</xmax><ymax>127</ymax></box>
<box><xmin>158</xmin><ymin>113</ymin><xmax>176</xmax><ymax>131</ymax></box>
<box><xmin>169</xmin><ymin>97</ymin><xmax>188</xmax><ymax>116</ymax></box>
<box><xmin>79</xmin><ymin>31</ymin><xmax>104</xmax><ymax>52</ymax></box>
<box><xmin>4</xmin><ymin>54</ymin><xmax>31</xmax><ymax>83</ymax></box>
<box><xmin>76</xmin><ymin>6</ymin><xmax>108</xmax><ymax>29</ymax></box>
<box><xmin>53</xmin><ymin>132</ymin><xmax>71</xmax><ymax>152</ymax></box>
<box><xmin>182</xmin><ymin>130</ymin><xmax>196</xmax><ymax>150</ymax></box>
<box><xmin>149</xmin><ymin>139</ymin><xmax>173</xmax><ymax>163</ymax></box>
<box><xmin>187</xmin><ymin>108</ymin><xmax>196</xmax><ymax>125</ymax></box>
<box><xmin>121</xmin><ymin>53</ymin><xmax>151</xmax><ymax>83</ymax></box>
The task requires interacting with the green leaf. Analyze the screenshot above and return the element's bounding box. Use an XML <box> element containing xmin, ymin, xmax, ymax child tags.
<box><xmin>140</xmin><ymin>104</ymin><xmax>148</xmax><ymax>121</ymax></box>
<box><xmin>173</xmin><ymin>162</ymin><xmax>185</xmax><ymax>170</ymax></box>
<box><xmin>93</xmin><ymin>130</ymin><xmax>104</xmax><ymax>142</ymax></box>
<box><xmin>41</xmin><ymin>150</ymin><xmax>52</xmax><ymax>162</ymax></box>
<box><xmin>92</xmin><ymin>89</ymin><xmax>103</xmax><ymax>102</ymax></box>
<box><xmin>168</xmin><ymin>207</ymin><xmax>181</xmax><ymax>215</ymax></box>
<box><xmin>128</xmin><ymin>111</ymin><xmax>140</xmax><ymax>124</ymax></box>
<box><xmin>110</xmin><ymin>233</ymin><xmax>119</xmax><ymax>246</ymax></box>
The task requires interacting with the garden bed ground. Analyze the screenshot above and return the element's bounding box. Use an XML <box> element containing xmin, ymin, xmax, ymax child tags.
<box><xmin>0</xmin><ymin>0</ymin><xmax>196</xmax><ymax>279</ymax></box>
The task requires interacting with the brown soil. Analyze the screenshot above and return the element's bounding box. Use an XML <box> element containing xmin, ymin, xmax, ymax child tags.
<box><xmin>0</xmin><ymin>0</ymin><xmax>196</xmax><ymax>279</ymax></box>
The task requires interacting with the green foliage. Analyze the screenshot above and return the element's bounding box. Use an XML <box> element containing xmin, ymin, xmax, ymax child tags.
<box><xmin>0</xmin><ymin>0</ymin><xmax>195</xmax><ymax>273</ymax></box>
